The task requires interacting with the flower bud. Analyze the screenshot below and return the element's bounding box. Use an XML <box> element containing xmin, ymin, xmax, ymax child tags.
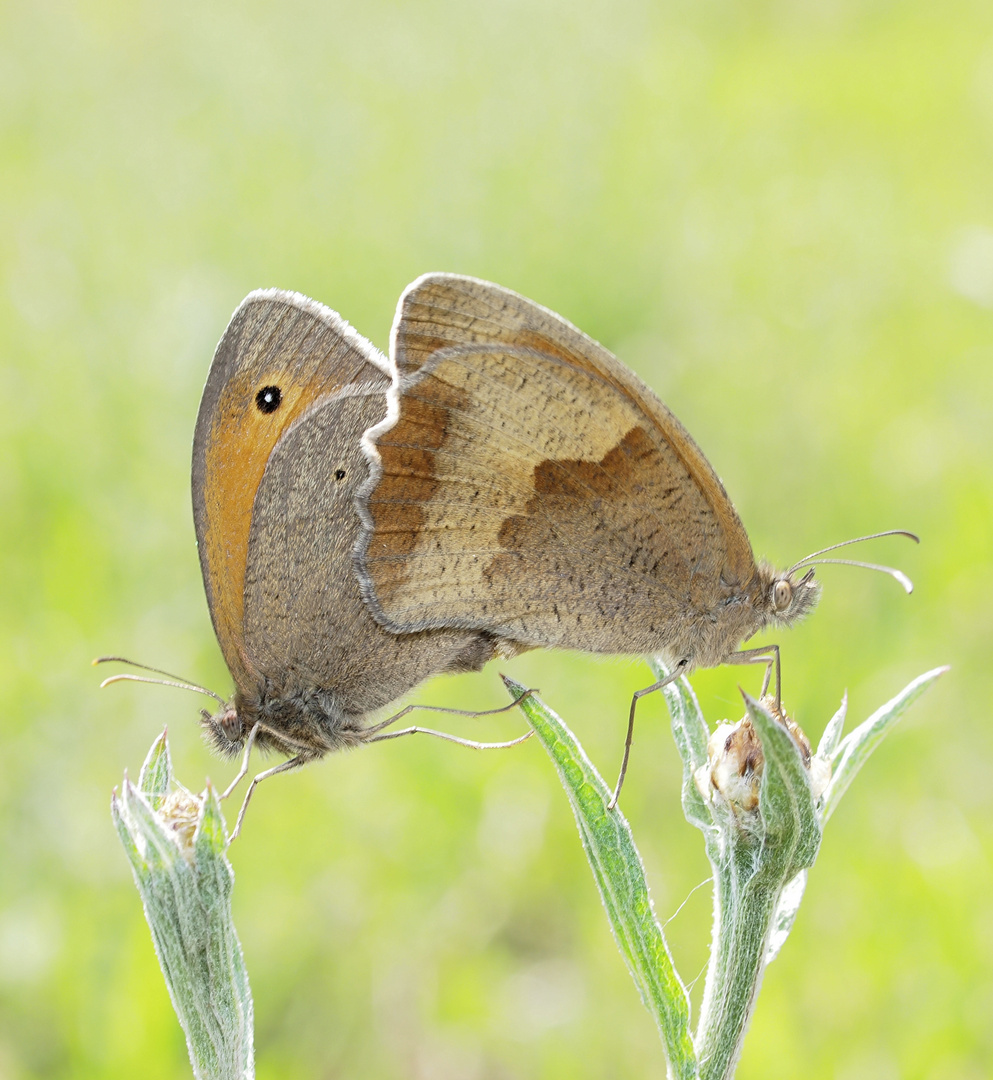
<box><xmin>696</xmin><ymin>697</ymin><xmax>830</xmax><ymax>815</ymax></box>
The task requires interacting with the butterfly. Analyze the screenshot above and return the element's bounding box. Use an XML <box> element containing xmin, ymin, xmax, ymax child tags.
<box><xmin>353</xmin><ymin>273</ymin><xmax>915</xmax><ymax>799</ymax></box>
<box><xmin>178</xmin><ymin>289</ymin><xmax>528</xmax><ymax>829</ymax></box>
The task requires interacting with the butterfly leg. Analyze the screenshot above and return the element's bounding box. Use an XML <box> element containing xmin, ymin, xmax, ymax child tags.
<box><xmin>608</xmin><ymin>661</ymin><xmax>688</xmax><ymax>811</ymax></box>
<box><xmin>368</xmin><ymin>725</ymin><xmax>533</xmax><ymax>751</ymax></box>
<box><xmin>220</xmin><ymin>722</ymin><xmax>262</xmax><ymax>801</ymax></box>
<box><xmin>229</xmin><ymin>753</ymin><xmax>311</xmax><ymax>841</ymax></box>
<box><xmin>728</xmin><ymin>644</ymin><xmax>781</xmax><ymax>709</ymax></box>
<box><xmin>364</xmin><ymin>688</ymin><xmax>537</xmax><ymax>745</ymax></box>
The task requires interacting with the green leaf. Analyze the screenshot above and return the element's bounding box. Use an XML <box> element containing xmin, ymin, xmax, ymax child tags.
<box><xmin>816</xmin><ymin>694</ymin><xmax>848</xmax><ymax>760</ymax></box>
<box><xmin>821</xmin><ymin>666</ymin><xmax>948</xmax><ymax>824</ymax></box>
<box><xmin>746</xmin><ymin>695</ymin><xmax>822</xmax><ymax>872</ymax></box>
<box><xmin>647</xmin><ymin>658</ymin><xmax>713</xmax><ymax>833</ymax></box>
<box><xmin>764</xmin><ymin>871</ymin><xmax>807</xmax><ymax>965</ymax></box>
<box><xmin>137</xmin><ymin>728</ymin><xmax>172</xmax><ymax>810</ymax></box>
<box><xmin>505</xmin><ymin>676</ymin><xmax>698</xmax><ymax>1080</ymax></box>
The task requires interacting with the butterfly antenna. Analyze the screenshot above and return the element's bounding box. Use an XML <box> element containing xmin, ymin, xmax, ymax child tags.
<box><xmin>93</xmin><ymin>656</ymin><xmax>226</xmax><ymax>706</ymax></box>
<box><xmin>788</xmin><ymin>529</ymin><xmax>918</xmax><ymax>571</ymax></box>
<box><xmin>793</xmin><ymin>557</ymin><xmax>914</xmax><ymax>594</ymax></box>
<box><xmin>787</xmin><ymin>529</ymin><xmax>919</xmax><ymax>592</ymax></box>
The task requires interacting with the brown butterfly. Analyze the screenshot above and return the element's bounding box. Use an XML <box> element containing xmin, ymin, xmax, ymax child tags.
<box><xmin>103</xmin><ymin>289</ymin><xmax>530</xmax><ymax>835</ymax></box>
<box><xmin>354</xmin><ymin>273</ymin><xmax>916</xmax><ymax>801</ymax></box>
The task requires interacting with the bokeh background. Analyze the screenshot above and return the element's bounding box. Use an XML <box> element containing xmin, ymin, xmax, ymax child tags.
<box><xmin>2</xmin><ymin>0</ymin><xmax>990</xmax><ymax>1076</ymax></box>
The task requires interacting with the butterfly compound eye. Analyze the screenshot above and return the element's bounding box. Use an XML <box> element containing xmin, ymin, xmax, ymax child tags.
<box><xmin>255</xmin><ymin>385</ymin><xmax>282</xmax><ymax>414</ymax></box>
<box><xmin>773</xmin><ymin>579</ymin><xmax>793</xmax><ymax>611</ymax></box>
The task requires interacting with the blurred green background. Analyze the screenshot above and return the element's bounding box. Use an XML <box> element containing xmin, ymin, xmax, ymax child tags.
<box><xmin>2</xmin><ymin>0</ymin><xmax>990</xmax><ymax>1076</ymax></box>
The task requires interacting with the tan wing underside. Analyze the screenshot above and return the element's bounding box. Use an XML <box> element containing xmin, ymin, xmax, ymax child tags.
<box><xmin>359</xmin><ymin>345</ymin><xmax>753</xmax><ymax>656</ymax></box>
<box><xmin>392</xmin><ymin>274</ymin><xmax>754</xmax><ymax>578</ymax></box>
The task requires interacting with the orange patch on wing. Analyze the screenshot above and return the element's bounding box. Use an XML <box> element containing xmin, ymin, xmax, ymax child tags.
<box><xmin>367</xmin><ymin>378</ymin><xmax>468</xmax><ymax>599</ymax></box>
<box><xmin>200</xmin><ymin>367</ymin><xmax>347</xmax><ymax>681</ymax></box>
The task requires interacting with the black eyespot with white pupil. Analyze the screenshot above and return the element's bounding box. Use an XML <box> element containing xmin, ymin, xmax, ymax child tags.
<box><xmin>255</xmin><ymin>385</ymin><xmax>282</xmax><ymax>414</ymax></box>
<box><xmin>773</xmin><ymin>580</ymin><xmax>792</xmax><ymax>611</ymax></box>
<box><xmin>335</xmin><ymin>469</ymin><xmax>346</xmax><ymax>481</ymax></box>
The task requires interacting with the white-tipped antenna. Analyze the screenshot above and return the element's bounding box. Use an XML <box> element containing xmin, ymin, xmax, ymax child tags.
<box><xmin>93</xmin><ymin>655</ymin><xmax>226</xmax><ymax>707</ymax></box>
<box><xmin>787</xmin><ymin>530</ymin><xmax>920</xmax><ymax>594</ymax></box>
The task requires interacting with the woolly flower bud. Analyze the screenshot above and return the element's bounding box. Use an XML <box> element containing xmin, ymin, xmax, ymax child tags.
<box><xmin>112</xmin><ymin>731</ymin><xmax>254</xmax><ymax>1080</ymax></box>
<box><xmin>696</xmin><ymin>697</ymin><xmax>831</xmax><ymax>816</ymax></box>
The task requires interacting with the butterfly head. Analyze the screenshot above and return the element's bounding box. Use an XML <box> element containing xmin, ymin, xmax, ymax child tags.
<box><xmin>200</xmin><ymin>702</ymin><xmax>248</xmax><ymax>757</ymax></box>
<box><xmin>753</xmin><ymin>528</ymin><xmax>919</xmax><ymax>634</ymax></box>
<box><xmin>198</xmin><ymin>694</ymin><xmax>297</xmax><ymax>758</ymax></box>
<box><xmin>758</xmin><ymin>565</ymin><xmax>822</xmax><ymax>629</ymax></box>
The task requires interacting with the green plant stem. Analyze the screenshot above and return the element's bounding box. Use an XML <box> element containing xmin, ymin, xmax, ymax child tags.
<box><xmin>695</xmin><ymin>863</ymin><xmax>782</xmax><ymax>1078</ymax></box>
